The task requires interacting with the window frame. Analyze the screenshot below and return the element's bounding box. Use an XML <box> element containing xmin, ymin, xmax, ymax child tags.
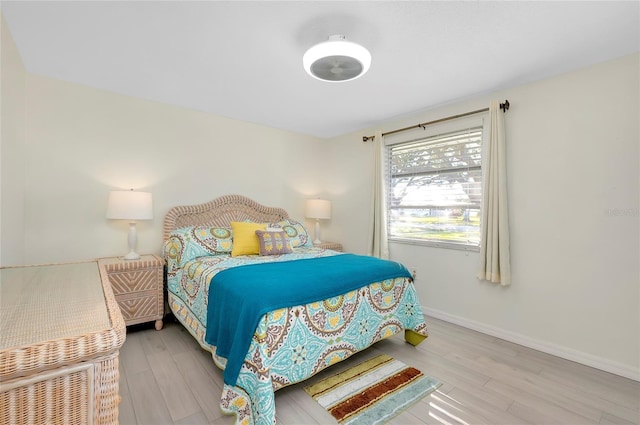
<box><xmin>384</xmin><ymin>114</ymin><xmax>489</xmax><ymax>252</ymax></box>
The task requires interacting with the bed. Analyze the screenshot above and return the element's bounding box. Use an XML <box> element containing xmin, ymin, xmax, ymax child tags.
<box><xmin>162</xmin><ymin>194</ymin><xmax>429</xmax><ymax>425</ymax></box>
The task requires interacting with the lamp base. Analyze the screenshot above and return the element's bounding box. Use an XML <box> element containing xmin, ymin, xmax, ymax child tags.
<box><xmin>313</xmin><ymin>219</ymin><xmax>322</xmax><ymax>244</ymax></box>
<box><xmin>124</xmin><ymin>222</ymin><xmax>140</xmax><ymax>260</ymax></box>
<box><xmin>124</xmin><ymin>251</ymin><xmax>141</xmax><ymax>260</ymax></box>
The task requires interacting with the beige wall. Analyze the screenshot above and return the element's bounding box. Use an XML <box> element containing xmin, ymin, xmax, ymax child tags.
<box><xmin>1</xmin><ymin>15</ymin><xmax>27</xmax><ymax>266</ymax></box>
<box><xmin>325</xmin><ymin>53</ymin><xmax>640</xmax><ymax>380</ymax></box>
<box><xmin>16</xmin><ymin>76</ymin><xmax>326</xmax><ymax>264</ymax></box>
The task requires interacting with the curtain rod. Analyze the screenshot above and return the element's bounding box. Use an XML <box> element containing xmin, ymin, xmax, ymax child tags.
<box><xmin>362</xmin><ymin>100</ymin><xmax>509</xmax><ymax>142</ymax></box>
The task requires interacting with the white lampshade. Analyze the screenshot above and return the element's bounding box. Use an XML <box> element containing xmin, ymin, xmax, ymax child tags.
<box><xmin>305</xmin><ymin>199</ymin><xmax>331</xmax><ymax>220</ymax></box>
<box><xmin>106</xmin><ymin>190</ymin><xmax>153</xmax><ymax>220</ymax></box>
<box><xmin>106</xmin><ymin>190</ymin><xmax>153</xmax><ymax>260</ymax></box>
<box><xmin>303</xmin><ymin>35</ymin><xmax>371</xmax><ymax>82</ymax></box>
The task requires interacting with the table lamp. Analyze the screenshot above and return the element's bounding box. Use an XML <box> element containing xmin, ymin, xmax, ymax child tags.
<box><xmin>106</xmin><ymin>189</ymin><xmax>153</xmax><ymax>260</ymax></box>
<box><xmin>305</xmin><ymin>199</ymin><xmax>331</xmax><ymax>244</ymax></box>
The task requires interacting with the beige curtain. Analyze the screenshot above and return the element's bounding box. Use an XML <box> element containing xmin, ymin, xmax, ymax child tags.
<box><xmin>477</xmin><ymin>101</ymin><xmax>511</xmax><ymax>285</ymax></box>
<box><xmin>368</xmin><ymin>130</ymin><xmax>389</xmax><ymax>259</ymax></box>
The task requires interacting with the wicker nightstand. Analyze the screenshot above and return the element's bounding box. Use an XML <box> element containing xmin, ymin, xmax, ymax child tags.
<box><xmin>98</xmin><ymin>254</ymin><xmax>164</xmax><ymax>330</ymax></box>
<box><xmin>313</xmin><ymin>241</ymin><xmax>343</xmax><ymax>252</ymax></box>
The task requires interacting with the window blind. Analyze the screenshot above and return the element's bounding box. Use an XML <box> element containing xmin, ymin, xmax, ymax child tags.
<box><xmin>387</xmin><ymin>127</ymin><xmax>483</xmax><ymax>248</ymax></box>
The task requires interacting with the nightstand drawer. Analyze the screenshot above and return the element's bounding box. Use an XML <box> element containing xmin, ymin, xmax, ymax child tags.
<box><xmin>115</xmin><ymin>293</ymin><xmax>159</xmax><ymax>324</ymax></box>
<box><xmin>108</xmin><ymin>269</ymin><xmax>160</xmax><ymax>295</ymax></box>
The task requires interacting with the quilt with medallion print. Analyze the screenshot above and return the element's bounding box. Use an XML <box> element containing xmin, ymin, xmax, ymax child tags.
<box><xmin>164</xmin><ymin>246</ymin><xmax>428</xmax><ymax>425</ymax></box>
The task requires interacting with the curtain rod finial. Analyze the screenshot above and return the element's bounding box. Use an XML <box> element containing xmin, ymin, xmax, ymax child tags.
<box><xmin>363</xmin><ymin>135</ymin><xmax>374</xmax><ymax>143</ymax></box>
<box><xmin>500</xmin><ymin>100</ymin><xmax>510</xmax><ymax>112</ymax></box>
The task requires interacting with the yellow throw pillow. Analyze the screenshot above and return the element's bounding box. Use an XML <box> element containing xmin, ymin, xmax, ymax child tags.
<box><xmin>231</xmin><ymin>221</ymin><xmax>267</xmax><ymax>257</ymax></box>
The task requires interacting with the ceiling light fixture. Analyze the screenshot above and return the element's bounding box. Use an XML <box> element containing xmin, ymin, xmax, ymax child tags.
<box><xmin>303</xmin><ymin>35</ymin><xmax>371</xmax><ymax>82</ymax></box>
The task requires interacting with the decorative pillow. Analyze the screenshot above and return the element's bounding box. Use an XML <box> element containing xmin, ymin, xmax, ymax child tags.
<box><xmin>163</xmin><ymin>234</ymin><xmax>186</xmax><ymax>275</ymax></box>
<box><xmin>192</xmin><ymin>226</ymin><xmax>233</xmax><ymax>254</ymax></box>
<box><xmin>269</xmin><ymin>218</ymin><xmax>313</xmax><ymax>248</ymax></box>
<box><xmin>163</xmin><ymin>225</ymin><xmax>234</xmax><ymax>272</ymax></box>
<box><xmin>255</xmin><ymin>230</ymin><xmax>293</xmax><ymax>256</ymax></box>
<box><xmin>231</xmin><ymin>221</ymin><xmax>267</xmax><ymax>257</ymax></box>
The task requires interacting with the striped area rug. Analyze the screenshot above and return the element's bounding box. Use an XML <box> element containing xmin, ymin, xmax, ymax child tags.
<box><xmin>304</xmin><ymin>354</ymin><xmax>441</xmax><ymax>425</ymax></box>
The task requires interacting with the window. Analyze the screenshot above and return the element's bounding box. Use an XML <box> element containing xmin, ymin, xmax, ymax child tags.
<box><xmin>387</xmin><ymin>126</ymin><xmax>483</xmax><ymax>250</ymax></box>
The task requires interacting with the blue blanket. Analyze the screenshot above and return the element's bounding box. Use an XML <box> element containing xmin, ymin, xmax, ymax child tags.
<box><xmin>204</xmin><ymin>253</ymin><xmax>412</xmax><ymax>386</ymax></box>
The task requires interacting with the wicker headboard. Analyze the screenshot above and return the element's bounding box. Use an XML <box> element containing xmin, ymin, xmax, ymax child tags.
<box><xmin>163</xmin><ymin>194</ymin><xmax>290</xmax><ymax>240</ymax></box>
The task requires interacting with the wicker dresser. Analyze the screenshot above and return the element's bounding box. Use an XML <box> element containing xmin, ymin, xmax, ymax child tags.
<box><xmin>0</xmin><ymin>261</ymin><xmax>126</xmax><ymax>425</ymax></box>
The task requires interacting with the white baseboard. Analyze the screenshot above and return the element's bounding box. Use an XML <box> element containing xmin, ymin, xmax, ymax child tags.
<box><xmin>423</xmin><ymin>306</ymin><xmax>640</xmax><ymax>382</ymax></box>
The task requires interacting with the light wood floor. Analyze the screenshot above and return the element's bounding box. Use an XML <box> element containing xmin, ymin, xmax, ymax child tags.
<box><xmin>118</xmin><ymin>316</ymin><xmax>640</xmax><ymax>425</ymax></box>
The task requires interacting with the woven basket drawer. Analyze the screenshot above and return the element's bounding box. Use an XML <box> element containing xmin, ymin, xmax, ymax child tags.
<box><xmin>108</xmin><ymin>269</ymin><xmax>160</xmax><ymax>295</ymax></box>
<box><xmin>115</xmin><ymin>293</ymin><xmax>160</xmax><ymax>324</ymax></box>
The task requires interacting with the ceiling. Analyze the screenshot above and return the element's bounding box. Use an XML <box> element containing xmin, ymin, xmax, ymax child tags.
<box><xmin>2</xmin><ymin>1</ymin><xmax>638</xmax><ymax>139</ymax></box>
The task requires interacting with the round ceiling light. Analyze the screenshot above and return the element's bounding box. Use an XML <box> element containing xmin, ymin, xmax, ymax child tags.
<box><xmin>303</xmin><ymin>35</ymin><xmax>371</xmax><ymax>82</ymax></box>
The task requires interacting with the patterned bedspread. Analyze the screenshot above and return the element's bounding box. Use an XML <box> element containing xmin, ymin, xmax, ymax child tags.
<box><xmin>166</xmin><ymin>247</ymin><xmax>428</xmax><ymax>425</ymax></box>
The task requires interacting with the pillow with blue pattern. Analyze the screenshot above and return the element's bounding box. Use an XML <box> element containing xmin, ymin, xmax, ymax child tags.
<box><xmin>268</xmin><ymin>218</ymin><xmax>313</xmax><ymax>248</ymax></box>
<box><xmin>163</xmin><ymin>225</ymin><xmax>233</xmax><ymax>272</ymax></box>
